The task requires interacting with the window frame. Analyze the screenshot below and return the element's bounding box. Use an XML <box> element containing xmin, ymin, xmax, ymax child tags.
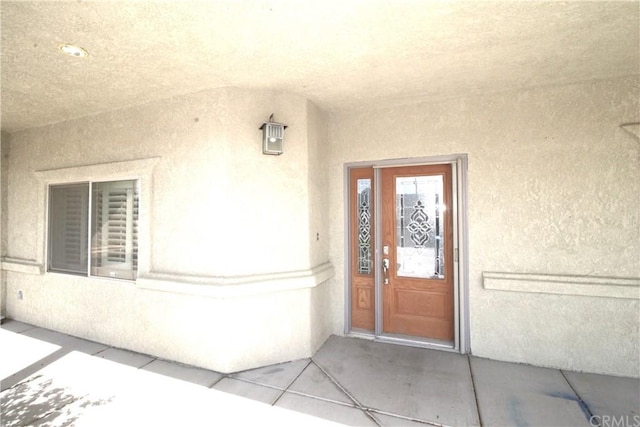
<box><xmin>35</xmin><ymin>157</ymin><xmax>158</xmax><ymax>283</ymax></box>
<box><xmin>47</xmin><ymin>178</ymin><xmax>141</xmax><ymax>282</ymax></box>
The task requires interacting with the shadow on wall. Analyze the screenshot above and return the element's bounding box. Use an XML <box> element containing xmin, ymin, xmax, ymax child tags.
<box><xmin>0</xmin><ymin>374</ymin><xmax>114</xmax><ymax>426</ymax></box>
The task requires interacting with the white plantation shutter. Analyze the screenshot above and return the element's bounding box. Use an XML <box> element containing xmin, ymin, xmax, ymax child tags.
<box><xmin>107</xmin><ymin>188</ymin><xmax>128</xmax><ymax>262</ymax></box>
<box><xmin>91</xmin><ymin>180</ymin><xmax>138</xmax><ymax>280</ymax></box>
<box><xmin>48</xmin><ymin>184</ymin><xmax>89</xmax><ymax>274</ymax></box>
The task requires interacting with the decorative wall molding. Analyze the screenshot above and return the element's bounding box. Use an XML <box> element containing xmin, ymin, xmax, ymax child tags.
<box><xmin>137</xmin><ymin>262</ymin><xmax>335</xmax><ymax>298</ymax></box>
<box><xmin>1</xmin><ymin>258</ymin><xmax>44</xmax><ymax>275</ymax></box>
<box><xmin>2</xmin><ymin>256</ymin><xmax>335</xmax><ymax>299</ymax></box>
<box><xmin>483</xmin><ymin>271</ymin><xmax>640</xmax><ymax>300</ymax></box>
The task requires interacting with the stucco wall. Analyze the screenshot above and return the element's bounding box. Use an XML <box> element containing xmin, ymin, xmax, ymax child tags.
<box><xmin>327</xmin><ymin>75</ymin><xmax>640</xmax><ymax>376</ymax></box>
<box><xmin>306</xmin><ymin>101</ymin><xmax>333</xmax><ymax>348</ymax></box>
<box><xmin>307</xmin><ymin>101</ymin><xmax>330</xmax><ymax>267</ymax></box>
<box><xmin>7</xmin><ymin>88</ymin><xmax>316</xmax><ymax>276</ymax></box>
<box><xmin>4</xmin><ymin>76</ymin><xmax>638</xmax><ymax>376</ymax></box>
<box><xmin>3</xmin><ymin>87</ymin><xmax>333</xmax><ymax>372</ymax></box>
<box><xmin>0</xmin><ymin>131</ymin><xmax>8</xmax><ymax>318</ymax></box>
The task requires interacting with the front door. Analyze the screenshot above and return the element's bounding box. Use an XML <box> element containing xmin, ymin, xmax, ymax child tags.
<box><xmin>349</xmin><ymin>163</ymin><xmax>455</xmax><ymax>342</ymax></box>
<box><xmin>381</xmin><ymin>164</ymin><xmax>454</xmax><ymax>341</ymax></box>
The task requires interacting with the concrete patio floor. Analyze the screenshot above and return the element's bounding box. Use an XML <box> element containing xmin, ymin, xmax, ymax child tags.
<box><xmin>1</xmin><ymin>319</ymin><xmax>638</xmax><ymax>426</ymax></box>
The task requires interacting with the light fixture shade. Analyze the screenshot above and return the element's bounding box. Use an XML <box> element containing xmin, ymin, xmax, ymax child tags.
<box><xmin>260</xmin><ymin>117</ymin><xmax>287</xmax><ymax>155</ymax></box>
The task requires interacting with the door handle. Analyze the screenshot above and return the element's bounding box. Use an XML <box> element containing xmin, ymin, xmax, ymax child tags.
<box><xmin>382</xmin><ymin>258</ymin><xmax>390</xmax><ymax>285</ymax></box>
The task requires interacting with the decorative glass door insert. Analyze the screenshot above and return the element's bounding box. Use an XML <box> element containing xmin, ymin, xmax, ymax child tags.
<box><xmin>395</xmin><ymin>175</ymin><xmax>445</xmax><ymax>279</ymax></box>
<box><xmin>357</xmin><ymin>178</ymin><xmax>372</xmax><ymax>275</ymax></box>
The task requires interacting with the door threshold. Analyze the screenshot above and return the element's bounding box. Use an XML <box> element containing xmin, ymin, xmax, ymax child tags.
<box><xmin>346</xmin><ymin>330</ymin><xmax>457</xmax><ymax>352</ymax></box>
<box><xmin>376</xmin><ymin>333</ymin><xmax>457</xmax><ymax>352</ymax></box>
<box><xmin>346</xmin><ymin>330</ymin><xmax>377</xmax><ymax>340</ymax></box>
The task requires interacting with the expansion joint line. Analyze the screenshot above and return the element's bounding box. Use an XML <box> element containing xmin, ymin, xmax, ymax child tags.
<box><xmin>310</xmin><ymin>359</ymin><xmax>382</xmax><ymax>426</ymax></box>
<box><xmin>271</xmin><ymin>359</ymin><xmax>313</xmax><ymax>406</ymax></box>
<box><xmin>466</xmin><ymin>355</ymin><xmax>484</xmax><ymax>427</ymax></box>
<box><xmin>559</xmin><ymin>369</ymin><xmax>597</xmax><ymax>426</ymax></box>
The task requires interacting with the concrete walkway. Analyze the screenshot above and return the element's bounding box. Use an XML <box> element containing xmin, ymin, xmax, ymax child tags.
<box><xmin>1</xmin><ymin>319</ymin><xmax>638</xmax><ymax>426</ymax></box>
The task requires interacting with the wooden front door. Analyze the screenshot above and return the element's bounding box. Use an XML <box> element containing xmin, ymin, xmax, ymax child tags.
<box><xmin>381</xmin><ymin>164</ymin><xmax>454</xmax><ymax>340</ymax></box>
<box><xmin>349</xmin><ymin>164</ymin><xmax>454</xmax><ymax>341</ymax></box>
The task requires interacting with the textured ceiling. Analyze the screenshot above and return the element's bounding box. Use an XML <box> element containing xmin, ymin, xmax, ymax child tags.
<box><xmin>1</xmin><ymin>1</ymin><xmax>639</xmax><ymax>133</ymax></box>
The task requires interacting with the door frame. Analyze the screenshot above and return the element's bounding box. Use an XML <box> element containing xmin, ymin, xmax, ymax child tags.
<box><xmin>344</xmin><ymin>154</ymin><xmax>470</xmax><ymax>354</ymax></box>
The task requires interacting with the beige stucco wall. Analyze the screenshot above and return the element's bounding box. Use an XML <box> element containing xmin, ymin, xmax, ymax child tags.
<box><xmin>1</xmin><ymin>131</ymin><xmax>8</xmax><ymax>318</ymax></box>
<box><xmin>8</xmin><ymin>88</ymin><xmax>316</xmax><ymax>276</ymax></box>
<box><xmin>327</xmin><ymin>75</ymin><xmax>640</xmax><ymax>376</ymax></box>
<box><xmin>3</xmin><ymin>76</ymin><xmax>638</xmax><ymax>376</ymax></box>
<box><xmin>306</xmin><ymin>101</ymin><xmax>333</xmax><ymax>349</ymax></box>
<box><xmin>3</xmin><ymin>87</ymin><xmax>333</xmax><ymax>373</ymax></box>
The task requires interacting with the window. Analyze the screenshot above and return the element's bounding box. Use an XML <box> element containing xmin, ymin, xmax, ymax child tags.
<box><xmin>48</xmin><ymin>179</ymin><xmax>139</xmax><ymax>280</ymax></box>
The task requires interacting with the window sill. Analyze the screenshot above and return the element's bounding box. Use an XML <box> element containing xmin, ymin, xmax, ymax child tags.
<box><xmin>1</xmin><ymin>258</ymin><xmax>44</xmax><ymax>275</ymax></box>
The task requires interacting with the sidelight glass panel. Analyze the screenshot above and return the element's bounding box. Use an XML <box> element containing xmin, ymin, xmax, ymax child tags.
<box><xmin>357</xmin><ymin>178</ymin><xmax>372</xmax><ymax>275</ymax></box>
<box><xmin>395</xmin><ymin>175</ymin><xmax>445</xmax><ymax>279</ymax></box>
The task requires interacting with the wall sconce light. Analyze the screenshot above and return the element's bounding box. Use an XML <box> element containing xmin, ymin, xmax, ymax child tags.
<box><xmin>260</xmin><ymin>114</ymin><xmax>287</xmax><ymax>155</ymax></box>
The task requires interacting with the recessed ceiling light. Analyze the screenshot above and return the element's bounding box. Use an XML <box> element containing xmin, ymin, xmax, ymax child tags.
<box><xmin>58</xmin><ymin>43</ymin><xmax>88</xmax><ymax>58</ymax></box>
